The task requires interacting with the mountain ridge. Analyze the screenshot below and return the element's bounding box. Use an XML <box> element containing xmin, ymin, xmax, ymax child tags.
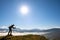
<box><xmin>0</xmin><ymin>28</ymin><xmax>60</xmax><ymax>33</ymax></box>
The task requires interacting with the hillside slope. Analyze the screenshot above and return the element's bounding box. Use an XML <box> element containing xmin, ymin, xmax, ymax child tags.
<box><xmin>0</xmin><ymin>35</ymin><xmax>48</xmax><ymax>40</ymax></box>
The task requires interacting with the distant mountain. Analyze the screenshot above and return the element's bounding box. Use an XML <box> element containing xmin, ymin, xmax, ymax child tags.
<box><xmin>0</xmin><ymin>28</ymin><xmax>60</xmax><ymax>33</ymax></box>
<box><xmin>20</xmin><ymin>29</ymin><xmax>41</xmax><ymax>32</ymax></box>
<box><xmin>0</xmin><ymin>28</ymin><xmax>21</xmax><ymax>33</ymax></box>
<box><xmin>0</xmin><ymin>28</ymin><xmax>8</xmax><ymax>33</ymax></box>
<box><xmin>42</xmin><ymin>28</ymin><xmax>60</xmax><ymax>32</ymax></box>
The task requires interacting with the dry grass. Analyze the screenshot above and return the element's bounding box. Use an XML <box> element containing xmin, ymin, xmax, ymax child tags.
<box><xmin>0</xmin><ymin>34</ymin><xmax>48</xmax><ymax>40</ymax></box>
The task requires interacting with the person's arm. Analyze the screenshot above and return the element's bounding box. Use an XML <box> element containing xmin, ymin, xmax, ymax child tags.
<box><xmin>13</xmin><ymin>27</ymin><xmax>16</xmax><ymax>29</ymax></box>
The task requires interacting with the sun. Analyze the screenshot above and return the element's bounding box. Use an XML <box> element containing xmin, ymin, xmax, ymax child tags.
<box><xmin>20</xmin><ymin>6</ymin><xmax>29</xmax><ymax>15</ymax></box>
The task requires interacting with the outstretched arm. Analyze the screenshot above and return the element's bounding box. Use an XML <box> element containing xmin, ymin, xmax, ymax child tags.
<box><xmin>13</xmin><ymin>27</ymin><xmax>16</xmax><ymax>29</ymax></box>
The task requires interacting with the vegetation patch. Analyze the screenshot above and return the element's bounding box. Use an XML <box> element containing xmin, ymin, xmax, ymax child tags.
<box><xmin>0</xmin><ymin>34</ymin><xmax>48</xmax><ymax>40</ymax></box>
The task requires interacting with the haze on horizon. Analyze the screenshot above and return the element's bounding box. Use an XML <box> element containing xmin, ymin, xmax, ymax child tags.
<box><xmin>0</xmin><ymin>0</ymin><xmax>60</xmax><ymax>29</ymax></box>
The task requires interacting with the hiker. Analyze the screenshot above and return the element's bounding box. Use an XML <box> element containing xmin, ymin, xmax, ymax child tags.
<box><xmin>8</xmin><ymin>24</ymin><xmax>16</xmax><ymax>35</ymax></box>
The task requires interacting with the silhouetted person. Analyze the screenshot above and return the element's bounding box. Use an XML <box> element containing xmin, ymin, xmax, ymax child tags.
<box><xmin>8</xmin><ymin>24</ymin><xmax>16</xmax><ymax>35</ymax></box>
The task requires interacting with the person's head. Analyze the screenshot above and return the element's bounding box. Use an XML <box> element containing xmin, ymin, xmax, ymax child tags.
<box><xmin>12</xmin><ymin>24</ymin><xmax>15</xmax><ymax>26</ymax></box>
<box><xmin>10</xmin><ymin>24</ymin><xmax>15</xmax><ymax>28</ymax></box>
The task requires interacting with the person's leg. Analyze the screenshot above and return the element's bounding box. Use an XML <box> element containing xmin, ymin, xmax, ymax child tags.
<box><xmin>8</xmin><ymin>32</ymin><xmax>9</xmax><ymax>35</ymax></box>
<box><xmin>10</xmin><ymin>31</ymin><xmax>12</xmax><ymax>35</ymax></box>
<box><xmin>8</xmin><ymin>30</ymin><xmax>10</xmax><ymax>35</ymax></box>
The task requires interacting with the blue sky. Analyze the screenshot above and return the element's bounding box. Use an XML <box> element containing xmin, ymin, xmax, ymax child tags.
<box><xmin>0</xmin><ymin>0</ymin><xmax>60</xmax><ymax>29</ymax></box>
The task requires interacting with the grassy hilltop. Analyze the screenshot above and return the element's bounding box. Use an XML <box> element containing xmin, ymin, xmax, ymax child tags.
<box><xmin>0</xmin><ymin>34</ymin><xmax>48</xmax><ymax>40</ymax></box>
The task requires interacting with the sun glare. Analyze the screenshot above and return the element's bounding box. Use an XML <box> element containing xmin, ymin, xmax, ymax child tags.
<box><xmin>20</xmin><ymin>6</ymin><xmax>29</xmax><ymax>15</ymax></box>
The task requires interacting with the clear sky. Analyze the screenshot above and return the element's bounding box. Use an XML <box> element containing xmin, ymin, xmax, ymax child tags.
<box><xmin>0</xmin><ymin>0</ymin><xmax>60</xmax><ymax>29</ymax></box>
